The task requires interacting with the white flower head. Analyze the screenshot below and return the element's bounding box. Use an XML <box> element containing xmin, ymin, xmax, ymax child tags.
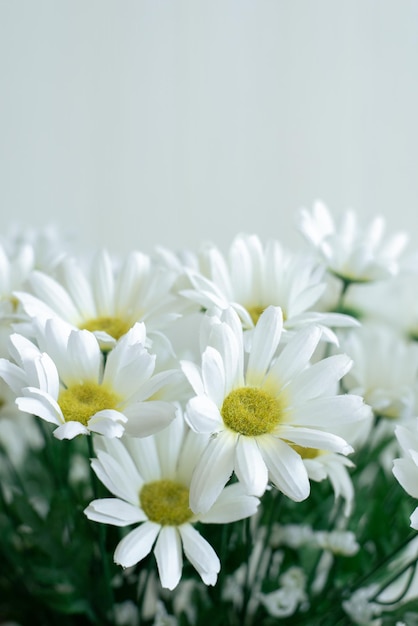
<box><xmin>0</xmin><ymin>320</ymin><xmax>180</xmax><ymax>440</ymax></box>
<box><xmin>180</xmin><ymin>233</ymin><xmax>357</xmax><ymax>343</ymax></box>
<box><xmin>84</xmin><ymin>416</ymin><xmax>259</xmax><ymax>590</ymax></box>
<box><xmin>297</xmin><ymin>201</ymin><xmax>407</xmax><ymax>283</ymax></box>
<box><xmin>259</xmin><ymin>566</ymin><xmax>307</xmax><ymax>618</ymax></box>
<box><xmin>182</xmin><ymin>305</ymin><xmax>369</xmax><ymax>514</ymax></box>
<box><xmin>15</xmin><ymin>249</ymin><xmax>180</xmax><ymax>351</ymax></box>
<box><xmin>393</xmin><ymin>419</ymin><xmax>418</xmax><ymax>529</ymax></box>
<box><xmin>342</xmin><ymin>323</ymin><xmax>418</xmax><ymax>422</ymax></box>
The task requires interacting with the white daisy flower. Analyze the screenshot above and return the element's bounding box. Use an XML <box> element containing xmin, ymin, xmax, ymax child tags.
<box><xmin>182</xmin><ymin>306</ymin><xmax>369</xmax><ymax>513</ymax></box>
<box><xmin>393</xmin><ymin>419</ymin><xmax>418</xmax><ymax>530</ymax></box>
<box><xmin>0</xmin><ymin>320</ymin><xmax>179</xmax><ymax>440</ymax></box>
<box><xmin>179</xmin><ymin>234</ymin><xmax>357</xmax><ymax>343</ymax></box>
<box><xmin>15</xmin><ymin>249</ymin><xmax>180</xmax><ymax>350</ymax></box>
<box><xmin>84</xmin><ymin>417</ymin><xmax>259</xmax><ymax>590</ymax></box>
<box><xmin>297</xmin><ymin>201</ymin><xmax>407</xmax><ymax>283</ymax></box>
<box><xmin>341</xmin><ymin>324</ymin><xmax>418</xmax><ymax>422</ymax></box>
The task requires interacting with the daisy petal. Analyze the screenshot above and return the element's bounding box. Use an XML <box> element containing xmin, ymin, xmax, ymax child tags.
<box><xmin>154</xmin><ymin>526</ymin><xmax>183</xmax><ymax>590</ymax></box>
<box><xmin>235</xmin><ymin>437</ymin><xmax>268</xmax><ymax>496</ymax></box>
<box><xmin>199</xmin><ymin>483</ymin><xmax>259</xmax><ymax>523</ymax></box>
<box><xmin>258</xmin><ymin>436</ymin><xmax>310</xmax><ymax>501</ymax></box>
<box><xmin>84</xmin><ymin>498</ymin><xmax>146</xmax><ymax>526</ymax></box>
<box><xmin>179</xmin><ymin>523</ymin><xmax>220</xmax><ymax>586</ymax></box>
<box><xmin>185</xmin><ymin>396</ymin><xmax>223</xmax><ymax>433</ymax></box>
<box><xmin>189</xmin><ymin>430</ymin><xmax>236</xmax><ymax>514</ymax></box>
<box><xmin>54</xmin><ymin>421</ymin><xmax>89</xmax><ymax>439</ymax></box>
<box><xmin>268</xmin><ymin>325</ymin><xmax>322</xmax><ymax>387</ymax></box>
<box><xmin>246</xmin><ymin>306</ymin><xmax>283</xmax><ymax>386</ymax></box>
<box><xmin>114</xmin><ymin>522</ymin><xmax>160</xmax><ymax>568</ymax></box>
<box><xmin>123</xmin><ymin>401</ymin><xmax>177</xmax><ymax>437</ymax></box>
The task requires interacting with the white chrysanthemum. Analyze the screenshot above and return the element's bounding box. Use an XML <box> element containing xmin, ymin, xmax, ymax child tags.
<box><xmin>84</xmin><ymin>417</ymin><xmax>259</xmax><ymax>590</ymax></box>
<box><xmin>0</xmin><ymin>223</ymin><xmax>70</xmax><ymax>272</ymax></box>
<box><xmin>15</xmin><ymin>249</ymin><xmax>180</xmax><ymax>350</ymax></box>
<box><xmin>180</xmin><ymin>234</ymin><xmax>357</xmax><ymax>342</ymax></box>
<box><xmin>298</xmin><ymin>201</ymin><xmax>407</xmax><ymax>283</ymax></box>
<box><xmin>182</xmin><ymin>306</ymin><xmax>369</xmax><ymax>513</ymax></box>
<box><xmin>393</xmin><ymin>419</ymin><xmax>418</xmax><ymax>529</ymax></box>
<box><xmin>342</xmin><ymin>324</ymin><xmax>418</xmax><ymax>422</ymax></box>
<box><xmin>0</xmin><ymin>320</ymin><xmax>180</xmax><ymax>440</ymax></box>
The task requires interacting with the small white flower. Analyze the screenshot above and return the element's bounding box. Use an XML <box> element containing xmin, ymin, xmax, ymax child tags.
<box><xmin>259</xmin><ymin>566</ymin><xmax>307</xmax><ymax>618</ymax></box>
<box><xmin>298</xmin><ymin>201</ymin><xmax>407</xmax><ymax>283</ymax></box>
<box><xmin>315</xmin><ymin>530</ymin><xmax>359</xmax><ymax>556</ymax></box>
<box><xmin>182</xmin><ymin>306</ymin><xmax>369</xmax><ymax>513</ymax></box>
<box><xmin>342</xmin><ymin>584</ymin><xmax>383</xmax><ymax>626</ymax></box>
<box><xmin>0</xmin><ymin>320</ymin><xmax>180</xmax><ymax>440</ymax></box>
<box><xmin>84</xmin><ymin>417</ymin><xmax>259</xmax><ymax>590</ymax></box>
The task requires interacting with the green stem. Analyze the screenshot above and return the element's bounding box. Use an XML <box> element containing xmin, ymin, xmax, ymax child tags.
<box><xmin>87</xmin><ymin>435</ymin><xmax>116</xmax><ymax>624</ymax></box>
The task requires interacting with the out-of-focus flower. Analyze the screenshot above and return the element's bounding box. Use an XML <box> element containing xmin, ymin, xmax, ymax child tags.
<box><xmin>180</xmin><ymin>233</ymin><xmax>358</xmax><ymax>343</ymax></box>
<box><xmin>297</xmin><ymin>201</ymin><xmax>407</xmax><ymax>283</ymax></box>
<box><xmin>15</xmin><ymin>250</ymin><xmax>180</xmax><ymax>351</ymax></box>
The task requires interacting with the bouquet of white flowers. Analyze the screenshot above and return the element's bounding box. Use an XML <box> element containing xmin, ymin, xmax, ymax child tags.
<box><xmin>1</xmin><ymin>203</ymin><xmax>418</xmax><ymax>626</ymax></box>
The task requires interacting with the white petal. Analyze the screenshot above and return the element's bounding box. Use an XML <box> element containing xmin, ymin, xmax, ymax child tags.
<box><xmin>288</xmin><ymin>354</ymin><xmax>352</xmax><ymax>403</ymax></box>
<box><xmin>199</xmin><ymin>483</ymin><xmax>259</xmax><ymax>523</ymax></box>
<box><xmin>185</xmin><ymin>396</ymin><xmax>223</xmax><ymax>434</ymax></box>
<box><xmin>90</xmin><ymin>251</ymin><xmax>114</xmax><ymax>315</ymax></box>
<box><xmin>235</xmin><ymin>437</ymin><xmax>268</xmax><ymax>496</ymax></box>
<box><xmin>154</xmin><ymin>526</ymin><xmax>183</xmax><ymax>590</ymax></box>
<box><xmin>84</xmin><ymin>498</ymin><xmax>146</xmax><ymax>526</ymax></box>
<box><xmin>67</xmin><ymin>329</ymin><xmax>102</xmax><ymax>383</ymax></box>
<box><xmin>258</xmin><ymin>436</ymin><xmax>310</xmax><ymax>501</ymax></box>
<box><xmin>114</xmin><ymin>522</ymin><xmax>160</xmax><ymax>568</ymax></box>
<box><xmin>410</xmin><ymin>508</ymin><xmax>418</xmax><ymax>530</ymax></box>
<box><xmin>88</xmin><ymin>410</ymin><xmax>127</xmax><ymax>438</ymax></box>
<box><xmin>123</xmin><ymin>401</ymin><xmax>177</xmax><ymax>437</ymax></box>
<box><xmin>59</xmin><ymin>258</ymin><xmax>96</xmax><ymax>318</ymax></box>
<box><xmin>189</xmin><ymin>430</ymin><xmax>236</xmax><ymax>514</ymax></box>
<box><xmin>180</xmin><ymin>360</ymin><xmax>205</xmax><ymax>396</ymax></box>
<box><xmin>104</xmin><ymin>342</ymin><xmax>155</xmax><ymax>399</ymax></box>
<box><xmin>17</xmin><ymin>387</ymin><xmax>63</xmax><ymax>425</ymax></box>
<box><xmin>393</xmin><ymin>459</ymin><xmax>418</xmax><ymax>499</ymax></box>
<box><xmin>28</xmin><ymin>271</ymin><xmax>80</xmax><ymax>321</ymax></box>
<box><xmin>92</xmin><ymin>448</ymin><xmax>143</xmax><ymax>503</ymax></box>
<box><xmin>179</xmin><ymin>524</ymin><xmax>220</xmax><ymax>586</ymax></box>
<box><xmin>268</xmin><ymin>325</ymin><xmax>322</xmax><ymax>387</ymax></box>
<box><xmin>246</xmin><ymin>306</ymin><xmax>283</xmax><ymax>386</ymax></box>
<box><xmin>277</xmin><ymin>425</ymin><xmax>353</xmax><ymax>455</ymax></box>
<box><xmin>0</xmin><ymin>359</ymin><xmax>26</xmax><ymax>394</ymax></box>
<box><xmin>54</xmin><ymin>421</ymin><xmax>89</xmax><ymax>439</ymax></box>
<box><xmin>202</xmin><ymin>347</ymin><xmax>226</xmax><ymax>407</ymax></box>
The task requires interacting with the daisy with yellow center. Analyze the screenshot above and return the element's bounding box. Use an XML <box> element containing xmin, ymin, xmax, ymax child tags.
<box><xmin>180</xmin><ymin>234</ymin><xmax>358</xmax><ymax>343</ymax></box>
<box><xmin>0</xmin><ymin>319</ymin><xmax>180</xmax><ymax>440</ymax></box>
<box><xmin>182</xmin><ymin>306</ymin><xmax>370</xmax><ymax>514</ymax></box>
<box><xmin>84</xmin><ymin>417</ymin><xmax>259</xmax><ymax>590</ymax></box>
<box><xmin>15</xmin><ymin>249</ymin><xmax>180</xmax><ymax>351</ymax></box>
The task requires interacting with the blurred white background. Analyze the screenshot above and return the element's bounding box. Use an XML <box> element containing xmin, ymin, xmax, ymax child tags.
<box><xmin>0</xmin><ymin>1</ymin><xmax>417</xmax><ymax>256</ymax></box>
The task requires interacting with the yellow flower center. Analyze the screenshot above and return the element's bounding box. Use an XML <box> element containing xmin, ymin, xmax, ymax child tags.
<box><xmin>221</xmin><ymin>387</ymin><xmax>283</xmax><ymax>437</ymax></box>
<box><xmin>140</xmin><ymin>480</ymin><xmax>193</xmax><ymax>526</ymax></box>
<box><xmin>291</xmin><ymin>444</ymin><xmax>322</xmax><ymax>459</ymax></box>
<box><xmin>80</xmin><ymin>316</ymin><xmax>132</xmax><ymax>341</ymax></box>
<box><xmin>58</xmin><ymin>382</ymin><xmax>120</xmax><ymax>426</ymax></box>
<box><xmin>247</xmin><ymin>305</ymin><xmax>265</xmax><ymax>326</ymax></box>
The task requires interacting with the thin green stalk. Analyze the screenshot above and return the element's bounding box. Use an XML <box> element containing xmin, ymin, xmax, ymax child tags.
<box><xmin>87</xmin><ymin>435</ymin><xmax>116</xmax><ymax>625</ymax></box>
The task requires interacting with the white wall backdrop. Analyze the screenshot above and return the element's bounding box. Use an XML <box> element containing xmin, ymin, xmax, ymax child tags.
<box><xmin>0</xmin><ymin>1</ymin><xmax>418</xmax><ymax>255</ymax></box>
